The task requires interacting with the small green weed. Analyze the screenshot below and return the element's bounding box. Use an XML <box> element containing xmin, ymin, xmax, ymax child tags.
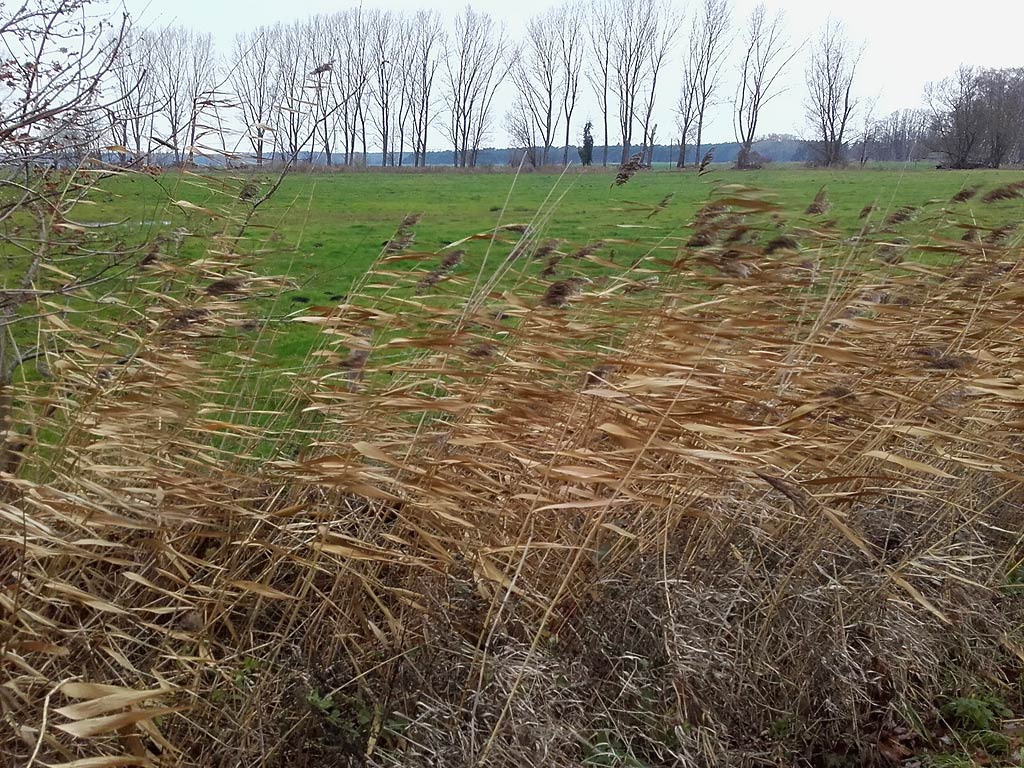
<box><xmin>307</xmin><ymin>688</ymin><xmax>345</xmax><ymax>728</ymax></box>
<box><xmin>941</xmin><ymin>694</ymin><xmax>1012</xmax><ymax>732</ymax></box>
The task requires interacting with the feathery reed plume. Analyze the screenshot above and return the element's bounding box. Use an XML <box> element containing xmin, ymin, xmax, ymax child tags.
<box><xmin>884</xmin><ymin>206</ymin><xmax>917</xmax><ymax>227</ymax></box>
<box><xmin>982</xmin><ymin>180</ymin><xmax>1024</xmax><ymax>203</ymax></box>
<box><xmin>583</xmin><ymin>363</ymin><xmax>618</xmax><ymax>386</ymax></box>
<box><xmin>501</xmin><ymin>222</ymin><xmax>532</xmax><ymax>234</ymax></box>
<box><xmin>686</xmin><ymin>229</ymin><xmax>714</xmax><ymax>247</ymax></box>
<box><xmin>725</xmin><ymin>224</ymin><xmax>753</xmax><ymax>244</ymax></box>
<box><xmin>764</xmin><ymin>235</ymin><xmax>800</xmax><ymax>254</ymax></box>
<box><xmin>205</xmin><ymin>276</ymin><xmax>247</xmax><ymax>295</ymax></box>
<box><xmin>164</xmin><ymin>306</ymin><xmax>211</xmax><ymax>331</ymax></box>
<box><xmin>950</xmin><ymin>185</ymin><xmax>980</xmax><ymax>203</ymax></box>
<box><xmin>806</xmin><ymin>186</ymin><xmax>831</xmax><ymax>215</ymax></box>
<box><xmin>239</xmin><ymin>180</ymin><xmax>260</xmax><ymax>201</ymax></box>
<box><xmin>384</xmin><ymin>213</ymin><xmax>423</xmax><ymax>253</ymax></box>
<box><xmin>695</xmin><ymin>202</ymin><xmax>729</xmax><ymax>223</ymax></box>
<box><xmin>984</xmin><ymin>223</ymin><xmax>1017</xmax><ymax>244</ymax></box>
<box><xmin>698</xmin><ymin>149</ymin><xmax>715</xmax><ymax>175</ymax></box>
<box><xmin>533</xmin><ymin>239</ymin><xmax>561</xmax><ymax>259</ymax></box>
<box><xmin>415</xmin><ymin>250</ymin><xmax>465</xmax><ymax>294</ymax></box>
<box><xmin>613</xmin><ymin>152</ymin><xmax>645</xmax><ymax>186</ymax></box>
<box><xmin>570</xmin><ymin>241</ymin><xmax>605</xmax><ymax>259</ymax></box>
<box><xmin>646</xmin><ymin>193</ymin><xmax>674</xmax><ymax>218</ymax></box>
<box><xmin>539</xmin><ymin>254</ymin><xmax>563</xmax><ymax>278</ymax></box>
<box><xmin>623</xmin><ymin>276</ymin><xmax>659</xmax><ymax>293</ymax></box>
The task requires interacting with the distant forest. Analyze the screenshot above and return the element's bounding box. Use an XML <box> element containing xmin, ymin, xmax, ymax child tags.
<box><xmin>187</xmin><ymin>133</ymin><xmax>935</xmax><ymax>170</ymax></box>
<box><xmin>215</xmin><ymin>137</ymin><xmax>810</xmax><ymax>168</ymax></box>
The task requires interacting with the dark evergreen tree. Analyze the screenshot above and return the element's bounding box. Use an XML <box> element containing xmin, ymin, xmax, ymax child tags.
<box><xmin>578</xmin><ymin>120</ymin><xmax>594</xmax><ymax>166</ymax></box>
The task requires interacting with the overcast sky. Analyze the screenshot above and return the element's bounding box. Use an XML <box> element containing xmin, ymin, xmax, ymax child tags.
<box><xmin>118</xmin><ymin>0</ymin><xmax>1024</xmax><ymax>151</ymax></box>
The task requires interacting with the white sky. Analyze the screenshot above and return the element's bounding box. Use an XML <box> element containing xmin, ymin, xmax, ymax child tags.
<box><xmin>117</xmin><ymin>0</ymin><xmax>1024</xmax><ymax>152</ymax></box>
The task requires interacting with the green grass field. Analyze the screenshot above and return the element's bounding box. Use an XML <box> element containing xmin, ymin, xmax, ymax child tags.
<box><xmin>73</xmin><ymin>165</ymin><xmax>1024</xmax><ymax>370</ymax></box>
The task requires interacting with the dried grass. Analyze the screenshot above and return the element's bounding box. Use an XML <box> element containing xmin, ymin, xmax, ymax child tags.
<box><xmin>2</xmin><ymin>177</ymin><xmax>1023</xmax><ymax>768</ymax></box>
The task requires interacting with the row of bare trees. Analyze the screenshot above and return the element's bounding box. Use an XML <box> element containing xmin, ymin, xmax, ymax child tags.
<box><xmin>46</xmin><ymin>0</ymin><xmax>1024</xmax><ymax>172</ymax></box>
<box><xmin>99</xmin><ymin>1</ymin><xmax>874</xmax><ymax>170</ymax></box>
<box><xmin>125</xmin><ymin>0</ymin><xmax>1024</xmax><ymax>172</ymax></box>
<box><xmin>105</xmin><ymin>9</ymin><xmax>448</xmax><ymax>167</ymax></box>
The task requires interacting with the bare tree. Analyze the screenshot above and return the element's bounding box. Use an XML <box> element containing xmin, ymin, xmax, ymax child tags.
<box><xmin>586</xmin><ymin>0</ymin><xmax>615</xmax><ymax>166</ymax></box>
<box><xmin>733</xmin><ymin>4</ymin><xmax>796</xmax><ymax>169</ymax></box>
<box><xmin>106</xmin><ymin>27</ymin><xmax>159</xmax><ymax>164</ymax></box>
<box><xmin>638</xmin><ymin>4</ymin><xmax>678</xmax><ymax>166</ymax></box>
<box><xmin>974</xmin><ymin>68</ymin><xmax>1024</xmax><ymax>168</ymax></box>
<box><xmin>331</xmin><ymin>9</ymin><xmax>373</xmax><ymax>166</ymax></box>
<box><xmin>151</xmin><ymin>27</ymin><xmax>185</xmax><ymax>163</ymax></box>
<box><xmin>392</xmin><ymin>16</ymin><xmax>416</xmax><ymax>166</ymax></box>
<box><xmin>505</xmin><ymin>96</ymin><xmax>541</xmax><ymax>167</ymax></box>
<box><xmin>873</xmin><ymin>108</ymin><xmax>928</xmax><ymax>163</ymax></box>
<box><xmin>307</xmin><ymin>17</ymin><xmax>339</xmax><ymax>165</ymax></box>
<box><xmin>856</xmin><ymin>93</ymin><xmax>879</xmax><ymax>166</ymax></box>
<box><xmin>675</xmin><ymin>52</ymin><xmax>699</xmax><ymax>167</ymax></box>
<box><xmin>805</xmin><ymin>19</ymin><xmax>860</xmax><ymax>167</ymax></box>
<box><xmin>611</xmin><ymin>0</ymin><xmax>658</xmax><ymax>164</ymax></box>
<box><xmin>684</xmin><ymin>0</ymin><xmax>731</xmax><ymax>168</ymax></box>
<box><xmin>510</xmin><ymin>9</ymin><xmax>563</xmax><ymax>166</ymax></box>
<box><xmin>925</xmin><ymin>67</ymin><xmax>981</xmax><ymax>169</ymax></box>
<box><xmin>152</xmin><ymin>27</ymin><xmax>215</xmax><ymax>165</ymax></box>
<box><xmin>368</xmin><ymin>10</ymin><xmax>396</xmax><ymax>166</ymax></box>
<box><xmin>408</xmin><ymin>11</ymin><xmax>444</xmax><ymax>167</ymax></box>
<box><xmin>270</xmin><ymin>22</ymin><xmax>313</xmax><ymax>163</ymax></box>
<box><xmin>558</xmin><ymin>1</ymin><xmax>585</xmax><ymax>165</ymax></box>
<box><xmin>229</xmin><ymin>27</ymin><xmax>279</xmax><ymax>166</ymax></box>
<box><xmin>441</xmin><ymin>7</ymin><xmax>511</xmax><ymax>168</ymax></box>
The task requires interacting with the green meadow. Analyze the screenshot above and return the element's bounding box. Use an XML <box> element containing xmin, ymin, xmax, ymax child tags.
<box><xmin>74</xmin><ymin>164</ymin><xmax>1024</xmax><ymax>368</ymax></box>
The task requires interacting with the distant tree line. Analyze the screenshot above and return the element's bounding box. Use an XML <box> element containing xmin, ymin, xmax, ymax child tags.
<box><xmin>100</xmin><ymin>0</ymin><xmax>805</xmax><ymax>170</ymax></box>
<box><xmin>923</xmin><ymin>66</ymin><xmax>1024</xmax><ymax>168</ymax></box>
<box><xmin>95</xmin><ymin>1</ymin><xmax>1024</xmax><ymax>171</ymax></box>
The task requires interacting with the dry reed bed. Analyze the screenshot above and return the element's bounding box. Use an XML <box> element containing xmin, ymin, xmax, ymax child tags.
<box><xmin>2</xmin><ymin>183</ymin><xmax>1023</xmax><ymax>766</ymax></box>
